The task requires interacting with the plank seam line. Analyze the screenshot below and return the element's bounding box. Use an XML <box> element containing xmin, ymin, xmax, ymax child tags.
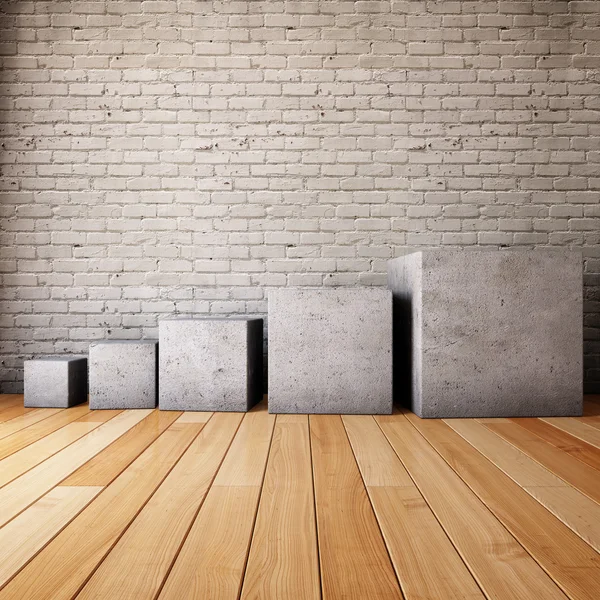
<box><xmin>400</xmin><ymin>415</ymin><xmax>571</xmax><ymax>600</ymax></box>
<box><xmin>151</xmin><ymin>412</ymin><xmax>246</xmax><ymax>600</ymax></box>
<box><xmin>307</xmin><ymin>414</ymin><xmax>325</xmax><ymax>600</ymax></box>
<box><xmin>0</xmin><ymin>409</ymin><xmax>66</xmax><ymax>440</ymax></box>
<box><xmin>235</xmin><ymin>411</ymin><xmax>277</xmax><ymax>600</ymax></box>
<box><xmin>340</xmin><ymin>415</ymin><xmax>406</xmax><ymax>600</ymax></box>
<box><xmin>0</xmin><ymin>410</ymin><xmax>122</xmax><ymax>492</ymax></box>
<box><xmin>65</xmin><ymin>412</ymin><xmax>215</xmax><ymax>600</ymax></box>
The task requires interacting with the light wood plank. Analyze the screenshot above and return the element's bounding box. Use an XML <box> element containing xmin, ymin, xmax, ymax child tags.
<box><xmin>0</xmin><ymin>409</ymin><xmax>63</xmax><ymax>439</ymax></box>
<box><xmin>241</xmin><ymin>416</ymin><xmax>320</xmax><ymax>600</ymax></box>
<box><xmin>160</xmin><ymin>406</ymin><xmax>275</xmax><ymax>600</ymax></box>
<box><xmin>343</xmin><ymin>415</ymin><xmax>483</xmax><ymax>600</ymax></box>
<box><xmin>0</xmin><ymin>421</ymin><xmax>103</xmax><ymax>488</ymax></box>
<box><xmin>0</xmin><ymin>404</ymin><xmax>91</xmax><ymax>461</ymax></box>
<box><xmin>0</xmin><ymin>420</ymin><xmax>204</xmax><ymax>600</ymax></box>
<box><xmin>0</xmin><ymin>404</ymin><xmax>35</xmax><ymax>424</ymax></box>
<box><xmin>377</xmin><ymin>415</ymin><xmax>567</xmax><ymax>600</ymax></box>
<box><xmin>176</xmin><ymin>411</ymin><xmax>213</xmax><ymax>423</ymax></box>
<box><xmin>511</xmin><ymin>418</ymin><xmax>600</xmax><ymax>472</ymax></box>
<box><xmin>0</xmin><ymin>409</ymin><xmax>151</xmax><ymax>527</ymax></box>
<box><xmin>407</xmin><ymin>413</ymin><xmax>600</xmax><ymax>600</ymax></box>
<box><xmin>310</xmin><ymin>415</ymin><xmax>402</xmax><ymax>600</ymax></box>
<box><xmin>61</xmin><ymin>409</ymin><xmax>180</xmax><ymax>486</ymax></box>
<box><xmin>542</xmin><ymin>417</ymin><xmax>600</xmax><ymax>450</ymax></box>
<box><xmin>0</xmin><ymin>486</ymin><xmax>102</xmax><ymax>589</ymax></box>
<box><xmin>78</xmin><ymin>409</ymin><xmax>122</xmax><ymax>423</ymax></box>
<box><xmin>0</xmin><ymin>396</ymin><xmax>24</xmax><ymax>413</ymax></box>
<box><xmin>447</xmin><ymin>419</ymin><xmax>600</xmax><ymax>553</ymax></box>
<box><xmin>485</xmin><ymin>420</ymin><xmax>600</xmax><ymax>504</ymax></box>
<box><xmin>76</xmin><ymin>412</ymin><xmax>244</xmax><ymax>600</ymax></box>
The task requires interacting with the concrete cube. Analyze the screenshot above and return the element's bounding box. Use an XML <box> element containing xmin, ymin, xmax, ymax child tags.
<box><xmin>388</xmin><ymin>249</ymin><xmax>583</xmax><ymax>418</ymax></box>
<box><xmin>24</xmin><ymin>357</ymin><xmax>88</xmax><ymax>408</ymax></box>
<box><xmin>268</xmin><ymin>288</ymin><xmax>392</xmax><ymax>414</ymax></box>
<box><xmin>89</xmin><ymin>341</ymin><xmax>158</xmax><ymax>409</ymax></box>
<box><xmin>159</xmin><ymin>317</ymin><xmax>263</xmax><ymax>412</ymax></box>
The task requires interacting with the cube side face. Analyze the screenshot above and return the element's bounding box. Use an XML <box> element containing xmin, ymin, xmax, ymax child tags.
<box><xmin>89</xmin><ymin>342</ymin><xmax>157</xmax><ymax>410</ymax></box>
<box><xmin>387</xmin><ymin>253</ymin><xmax>424</xmax><ymax>416</ymax></box>
<box><xmin>268</xmin><ymin>288</ymin><xmax>392</xmax><ymax>414</ymax></box>
<box><xmin>159</xmin><ymin>319</ymin><xmax>250</xmax><ymax>412</ymax></box>
<box><xmin>420</xmin><ymin>250</ymin><xmax>583</xmax><ymax>418</ymax></box>
<box><xmin>24</xmin><ymin>358</ymin><xmax>86</xmax><ymax>408</ymax></box>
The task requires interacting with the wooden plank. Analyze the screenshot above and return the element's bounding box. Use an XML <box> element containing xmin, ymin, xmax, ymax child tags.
<box><xmin>407</xmin><ymin>413</ymin><xmax>600</xmax><ymax>600</ymax></box>
<box><xmin>447</xmin><ymin>419</ymin><xmax>600</xmax><ymax>553</ymax></box>
<box><xmin>176</xmin><ymin>412</ymin><xmax>213</xmax><ymax>423</ymax></box>
<box><xmin>0</xmin><ymin>486</ymin><xmax>102</xmax><ymax>589</ymax></box>
<box><xmin>511</xmin><ymin>418</ymin><xmax>600</xmax><ymax>472</ymax></box>
<box><xmin>0</xmin><ymin>420</ymin><xmax>204</xmax><ymax>600</ymax></box>
<box><xmin>0</xmin><ymin>404</ymin><xmax>91</xmax><ymax>461</ymax></box>
<box><xmin>0</xmin><ymin>405</ymin><xmax>35</xmax><ymax>424</ymax></box>
<box><xmin>77</xmin><ymin>409</ymin><xmax>122</xmax><ymax>423</ymax></box>
<box><xmin>343</xmin><ymin>415</ymin><xmax>484</xmax><ymax>600</ymax></box>
<box><xmin>582</xmin><ymin>401</ymin><xmax>600</xmax><ymax>416</ymax></box>
<box><xmin>61</xmin><ymin>409</ymin><xmax>180</xmax><ymax>486</ymax></box>
<box><xmin>76</xmin><ymin>412</ymin><xmax>244</xmax><ymax>600</ymax></box>
<box><xmin>541</xmin><ymin>417</ymin><xmax>600</xmax><ymax>450</ymax></box>
<box><xmin>0</xmin><ymin>396</ymin><xmax>23</xmax><ymax>413</ymax></box>
<box><xmin>0</xmin><ymin>408</ymin><xmax>64</xmax><ymax>441</ymax></box>
<box><xmin>485</xmin><ymin>420</ymin><xmax>600</xmax><ymax>504</ymax></box>
<box><xmin>377</xmin><ymin>415</ymin><xmax>567</xmax><ymax>600</ymax></box>
<box><xmin>310</xmin><ymin>415</ymin><xmax>402</xmax><ymax>600</ymax></box>
<box><xmin>0</xmin><ymin>409</ymin><xmax>151</xmax><ymax>527</ymax></box>
<box><xmin>159</xmin><ymin>405</ymin><xmax>275</xmax><ymax>600</ymax></box>
<box><xmin>241</xmin><ymin>416</ymin><xmax>320</xmax><ymax>600</ymax></box>
<box><xmin>0</xmin><ymin>421</ymin><xmax>103</xmax><ymax>488</ymax></box>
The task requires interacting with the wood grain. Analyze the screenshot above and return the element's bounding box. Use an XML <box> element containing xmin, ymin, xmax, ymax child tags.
<box><xmin>510</xmin><ymin>417</ymin><xmax>600</xmax><ymax>471</ymax></box>
<box><xmin>377</xmin><ymin>414</ymin><xmax>567</xmax><ymax>600</ymax></box>
<box><xmin>0</xmin><ymin>486</ymin><xmax>102</xmax><ymax>589</ymax></box>
<box><xmin>61</xmin><ymin>409</ymin><xmax>180</xmax><ymax>486</ymax></box>
<box><xmin>447</xmin><ymin>419</ymin><xmax>600</xmax><ymax>553</ymax></box>
<box><xmin>241</xmin><ymin>415</ymin><xmax>320</xmax><ymax>600</ymax></box>
<box><xmin>485</xmin><ymin>420</ymin><xmax>600</xmax><ymax>503</ymax></box>
<box><xmin>310</xmin><ymin>415</ymin><xmax>402</xmax><ymax>600</ymax></box>
<box><xmin>76</xmin><ymin>412</ymin><xmax>243</xmax><ymax>600</ymax></box>
<box><xmin>0</xmin><ymin>405</ymin><xmax>91</xmax><ymax>461</ymax></box>
<box><xmin>343</xmin><ymin>415</ymin><xmax>484</xmax><ymax>600</ymax></box>
<box><xmin>159</xmin><ymin>405</ymin><xmax>275</xmax><ymax>600</ymax></box>
<box><xmin>0</xmin><ymin>420</ymin><xmax>204</xmax><ymax>600</ymax></box>
<box><xmin>407</xmin><ymin>413</ymin><xmax>600</xmax><ymax>600</ymax></box>
<box><xmin>0</xmin><ymin>409</ymin><xmax>151</xmax><ymax>527</ymax></box>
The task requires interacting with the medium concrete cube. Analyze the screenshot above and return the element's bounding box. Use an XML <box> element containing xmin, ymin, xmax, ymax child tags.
<box><xmin>24</xmin><ymin>357</ymin><xmax>88</xmax><ymax>408</ymax></box>
<box><xmin>89</xmin><ymin>341</ymin><xmax>158</xmax><ymax>409</ymax></box>
<box><xmin>268</xmin><ymin>288</ymin><xmax>392</xmax><ymax>414</ymax></box>
<box><xmin>159</xmin><ymin>317</ymin><xmax>263</xmax><ymax>412</ymax></box>
<box><xmin>388</xmin><ymin>249</ymin><xmax>583</xmax><ymax>418</ymax></box>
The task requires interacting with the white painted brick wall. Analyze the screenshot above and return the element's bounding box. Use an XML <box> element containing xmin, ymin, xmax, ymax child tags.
<box><xmin>1</xmin><ymin>0</ymin><xmax>599</xmax><ymax>392</ymax></box>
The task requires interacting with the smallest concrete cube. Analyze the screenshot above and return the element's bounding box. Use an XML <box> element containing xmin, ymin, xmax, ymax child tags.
<box><xmin>89</xmin><ymin>341</ymin><xmax>158</xmax><ymax>410</ymax></box>
<box><xmin>24</xmin><ymin>357</ymin><xmax>88</xmax><ymax>408</ymax></box>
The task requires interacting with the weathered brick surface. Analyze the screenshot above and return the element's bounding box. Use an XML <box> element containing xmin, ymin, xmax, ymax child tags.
<box><xmin>0</xmin><ymin>1</ymin><xmax>599</xmax><ymax>392</ymax></box>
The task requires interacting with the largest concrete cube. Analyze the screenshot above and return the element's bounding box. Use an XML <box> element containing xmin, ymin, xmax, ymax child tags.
<box><xmin>159</xmin><ymin>318</ymin><xmax>263</xmax><ymax>412</ymax></box>
<box><xmin>388</xmin><ymin>249</ymin><xmax>583</xmax><ymax>418</ymax></box>
<box><xmin>89</xmin><ymin>341</ymin><xmax>158</xmax><ymax>409</ymax></box>
<box><xmin>268</xmin><ymin>288</ymin><xmax>392</xmax><ymax>414</ymax></box>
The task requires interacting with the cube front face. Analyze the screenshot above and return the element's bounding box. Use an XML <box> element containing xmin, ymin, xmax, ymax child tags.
<box><xmin>89</xmin><ymin>341</ymin><xmax>157</xmax><ymax>409</ymax></box>
<box><xmin>159</xmin><ymin>318</ymin><xmax>263</xmax><ymax>412</ymax></box>
<box><xmin>268</xmin><ymin>288</ymin><xmax>393</xmax><ymax>414</ymax></box>
<box><xmin>24</xmin><ymin>358</ymin><xmax>88</xmax><ymax>408</ymax></box>
<box><xmin>389</xmin><ymin>250</ymin><xmax>583</xmax><ymax>418</ymax></box>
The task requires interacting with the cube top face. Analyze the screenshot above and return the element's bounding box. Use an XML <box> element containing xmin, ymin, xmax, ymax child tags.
<box><xmin>158</xmin><ymin>317</ymin><xmax>263</xmax><ymax>412</ymax></box>
<box><xmin>388</xmin><ymin>249</ymin><xmax>583</xmax><ymax>418</ymax></box>
<box><xmin>89</xmin><ymin>341</ymin><xmax>157</xmax><ymax>410</ymax></box>
<box><xmin>24</xmin><ymin>357</ymin><xmax>88</xmax><ymax>408</ymax></box>
<box><xmin>268</xmin><ymin>288</ymin><xmax>392</xmax><ymax>414</ymax></box>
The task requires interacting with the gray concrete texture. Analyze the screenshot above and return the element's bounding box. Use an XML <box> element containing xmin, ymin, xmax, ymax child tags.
<box><xmin>268</xmin><ymin>288</ymin><xmax>393</xmax><ymax>414</ymax></box>
<box><xmin>388</xmin><ymin>249</ymin><xmax>583</xmax><ymax>418</ymax></box>
<box><xmin>158</xmin><ymin>317</ymin><xmax>263</xmax><ymax>412</ymax></box>
<box><xmin>24</xmin><ymin>357</ymin><xmax>88</xmax><ymax>408</ymax></box>
<box><xmin>89</xmin><ymin>341</ymin><xmax>158</xmax><ymax>409</ymax></box>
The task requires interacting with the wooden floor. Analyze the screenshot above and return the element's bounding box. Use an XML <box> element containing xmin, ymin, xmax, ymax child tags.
<box><xmin>0</xmin><ymin>395</ymin><xmax>600</xmax><ymax>599</ymax></box>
